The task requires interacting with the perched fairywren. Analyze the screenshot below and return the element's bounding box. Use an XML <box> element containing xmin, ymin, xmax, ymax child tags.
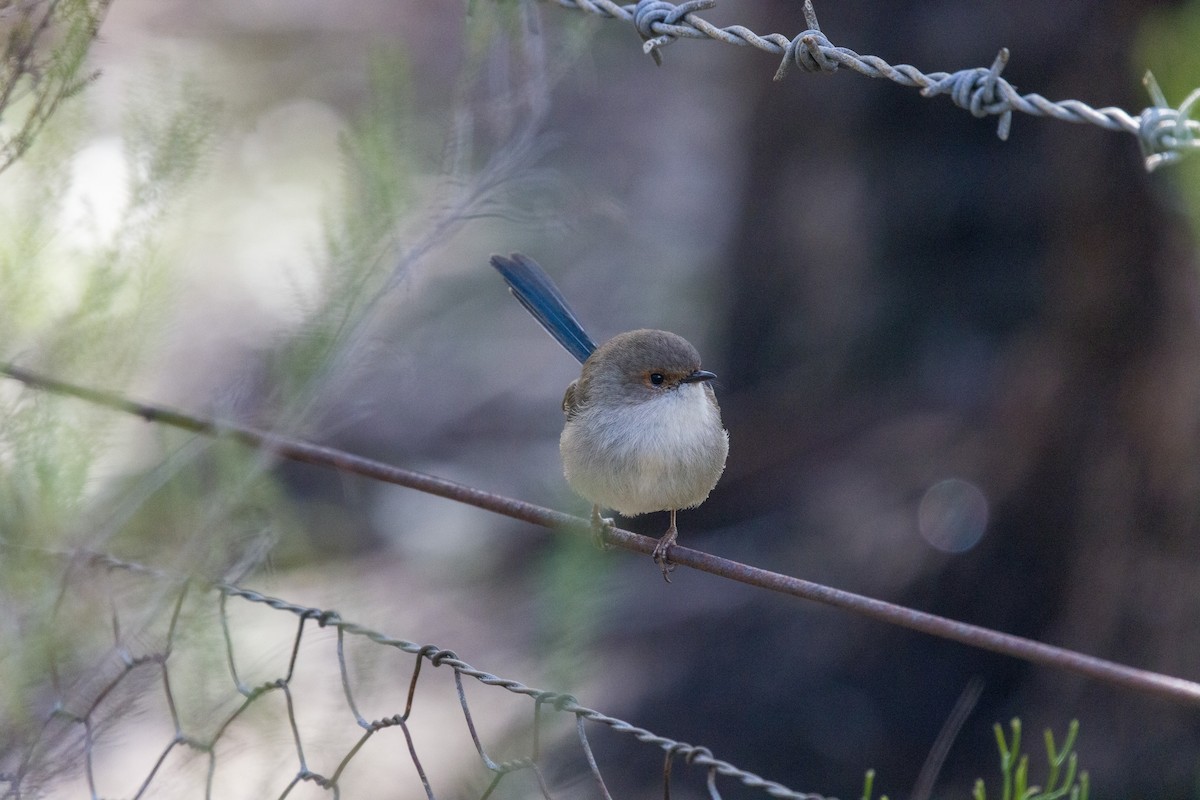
<box><xmin>490</xmin><ymin>253</ymin><xmax>729</xmax><ymax>581</ymax></box>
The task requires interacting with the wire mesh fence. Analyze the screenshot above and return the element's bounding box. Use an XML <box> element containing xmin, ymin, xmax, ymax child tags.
<box><xmin>0</xmin><ymin>547</ymin><xmax>832</xmax><ymax>800</ymax></box>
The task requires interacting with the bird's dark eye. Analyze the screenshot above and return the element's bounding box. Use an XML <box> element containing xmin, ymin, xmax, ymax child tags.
<box><xmin>649</xmin><ymin>373</ymin><xmax>665</xmax><ymax>386</ymax></box>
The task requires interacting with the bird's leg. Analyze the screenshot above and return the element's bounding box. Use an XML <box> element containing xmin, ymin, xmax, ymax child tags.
<box><xmin>652</xmin><ymin>509</ymin><xmax>679</xmax><ymax>583</ymax></box>
<box><xmin>590</xmin><ymin>504</ymin><xmax>615</xmax><ymax>550</ymax></box>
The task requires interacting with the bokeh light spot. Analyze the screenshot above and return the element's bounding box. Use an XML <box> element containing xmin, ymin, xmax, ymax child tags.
<box><xmin>918</xmin><ymin>478</ymin><xmax>988</xmax><ymax>553</ymax></box>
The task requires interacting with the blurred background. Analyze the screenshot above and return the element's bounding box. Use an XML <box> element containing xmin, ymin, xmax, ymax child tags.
<box><xmin>2</xmin><ymin>0</ymin><xmax>1200</xmax><ymax>797</ymax></box>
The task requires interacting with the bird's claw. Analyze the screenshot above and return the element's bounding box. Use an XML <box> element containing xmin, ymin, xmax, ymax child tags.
<box><xmin>590</xmin><ymin>506</ymin><xmax>616</xmax><ymax>551</ymax></box>
<box><xmin>652</xmin><ymin>526</ymin><xmax>678</xmax><ymax>583</ymax></box>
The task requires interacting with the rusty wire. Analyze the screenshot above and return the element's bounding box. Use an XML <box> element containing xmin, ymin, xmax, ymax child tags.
<box><xmin>3</xmin><ymin>362</ymin><xmax>1200</xmax><ymax>712</ymax></box>
<box><xmin>0</xmin><ymin>547</ymin><xmax>830</xmax><ymax>800</ymax></box>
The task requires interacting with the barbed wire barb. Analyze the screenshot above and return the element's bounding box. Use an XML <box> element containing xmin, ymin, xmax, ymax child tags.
<box><xmin>552</xmin><ymin>0</ymin><xmax>1200</xmax><ymax>169</ymax></box>
<box><xmin>1141</xmin><ymin>71</ymin><xmax>1200</xmax><ymax>171</ymax></box>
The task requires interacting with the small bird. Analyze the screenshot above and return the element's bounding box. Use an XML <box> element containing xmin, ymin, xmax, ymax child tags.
<box><xmin>490</xmin><ymin>253</ymin><xmax>729</xmax><ymax>581</ymax></box>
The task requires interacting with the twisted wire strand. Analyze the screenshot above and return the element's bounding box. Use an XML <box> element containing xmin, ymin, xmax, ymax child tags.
<box><xmin>549</xmin><ymin>0</ymin><xmax>1200</xmax><ymax>170</ymax></box>
<box><xmin>216</xmin><ymin>582</ymin><xmax>832</xmax><ymax>800</ymax></box>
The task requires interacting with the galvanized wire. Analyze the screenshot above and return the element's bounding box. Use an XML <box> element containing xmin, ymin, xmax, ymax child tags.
<box><xmin>549</xmin><ymin>0</ymin><xmax>1200</xmax><ymax>171</ymax></box>
<box><xmin>0</xmin><ymin>548</ymin><xmax>831</xmax><ymax>800</ymax></box>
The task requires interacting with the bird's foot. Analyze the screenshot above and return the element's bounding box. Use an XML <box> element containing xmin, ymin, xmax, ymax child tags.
<box><xmin>590</xmin><ymin>505</ymin><xmax>616</xmax><ymax>551</ymax></box>
<box><xmin>652</xmin><ymin>525</ymin><xmax>678</xmax><ymax>583</ymax></box>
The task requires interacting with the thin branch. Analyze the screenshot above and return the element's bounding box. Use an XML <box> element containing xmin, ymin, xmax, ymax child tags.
<box><xmin>0</xmin><ymin>0</ymin><xmax>115</xmax><ymax>176</ymax></box>
<box><xmin>4</xmin><ymin>361</ymin><xmax>1200</xmax><ymax>709</ymax></box>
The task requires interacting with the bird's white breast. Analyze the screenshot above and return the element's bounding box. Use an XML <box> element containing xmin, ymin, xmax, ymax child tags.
<box><xmin>560</xmin><ymin>384</ymin><xmax>729</xmax><ymax>516</ymax></box>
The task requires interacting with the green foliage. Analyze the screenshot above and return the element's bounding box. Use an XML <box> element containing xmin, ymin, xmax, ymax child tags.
<box><xmin>123</xmin><ymin>71</ymin><xmax>220</xmax><ymax>211</ymax></box>
<box><xmin>973</xmin><ymin>720</ymin><xmax>1088</xmax><ymax>800</ymax></box>
<box><xmin>861</xmin><ymin>768</ymin><xmax>889</xmax><ymax>800</ymax></box>
<box><xmin>1137</xmin><ymin>1</ymin><xmax>1200</xmax><ymax>230</ymax></box>
<box><xmin>0</xmin><ymin>39</ymin><xmax>424</xmax><ymax>566</ymax></box>
<box><xmin>0</xmin><ymin>71</ymin><xmax>220</xmax><ymax>554</ymax></box>
<box><xmin>1137</xmin><ymin>1</ymin><xmax>1200</xmax><ymax>114</ymax></box>
<box><xmin>0</xmin><ymin>55</ymin><xmax>232</xmax><ymax>772</ymax></box>
<box><xmin>535</xmin><ymin>531</ymin><xmax>614</xmax><ymax>688</ymax></box>
<box><xmin>0</xmin><ymin>0</ymin><xmax>112</xmax><ymax>176</ymax></box>
<box><xmin>0</xmin><ymin>36</ymin><xmax>447</xmax><ymax>788</ymax></box>
<box><xmin>858</xmin><ymin>719</ymin><xmax>1088</xmax><ymax>800</ymax></box>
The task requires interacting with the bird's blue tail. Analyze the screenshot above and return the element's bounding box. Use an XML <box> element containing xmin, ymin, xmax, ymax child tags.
<box><xmin>490</xmin><ymin>253</ymin><xmax>598</xmax><ymax>364</ymax></box>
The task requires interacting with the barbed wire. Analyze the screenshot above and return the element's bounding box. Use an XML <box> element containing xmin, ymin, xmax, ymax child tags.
<box><xmin>0</xmin><ymin>546</ymin><xmax>832</xmax><ymax>800</ymax></box>
<box><xmin>547</xmin><ymin>0</ymin><xmax>1200</xmax><ymax>171</ymax></box>
<box><xmin>4</xmin><ymin>361</ymin><xmax>1200</xmax><ymax>712</ymax></box>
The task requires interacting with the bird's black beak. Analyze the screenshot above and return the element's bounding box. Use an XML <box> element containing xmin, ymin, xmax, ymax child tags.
<box><xmin>681</xmin><ymin>369</ymin><xmax>717</xmax><ymax>383</ymax></box>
